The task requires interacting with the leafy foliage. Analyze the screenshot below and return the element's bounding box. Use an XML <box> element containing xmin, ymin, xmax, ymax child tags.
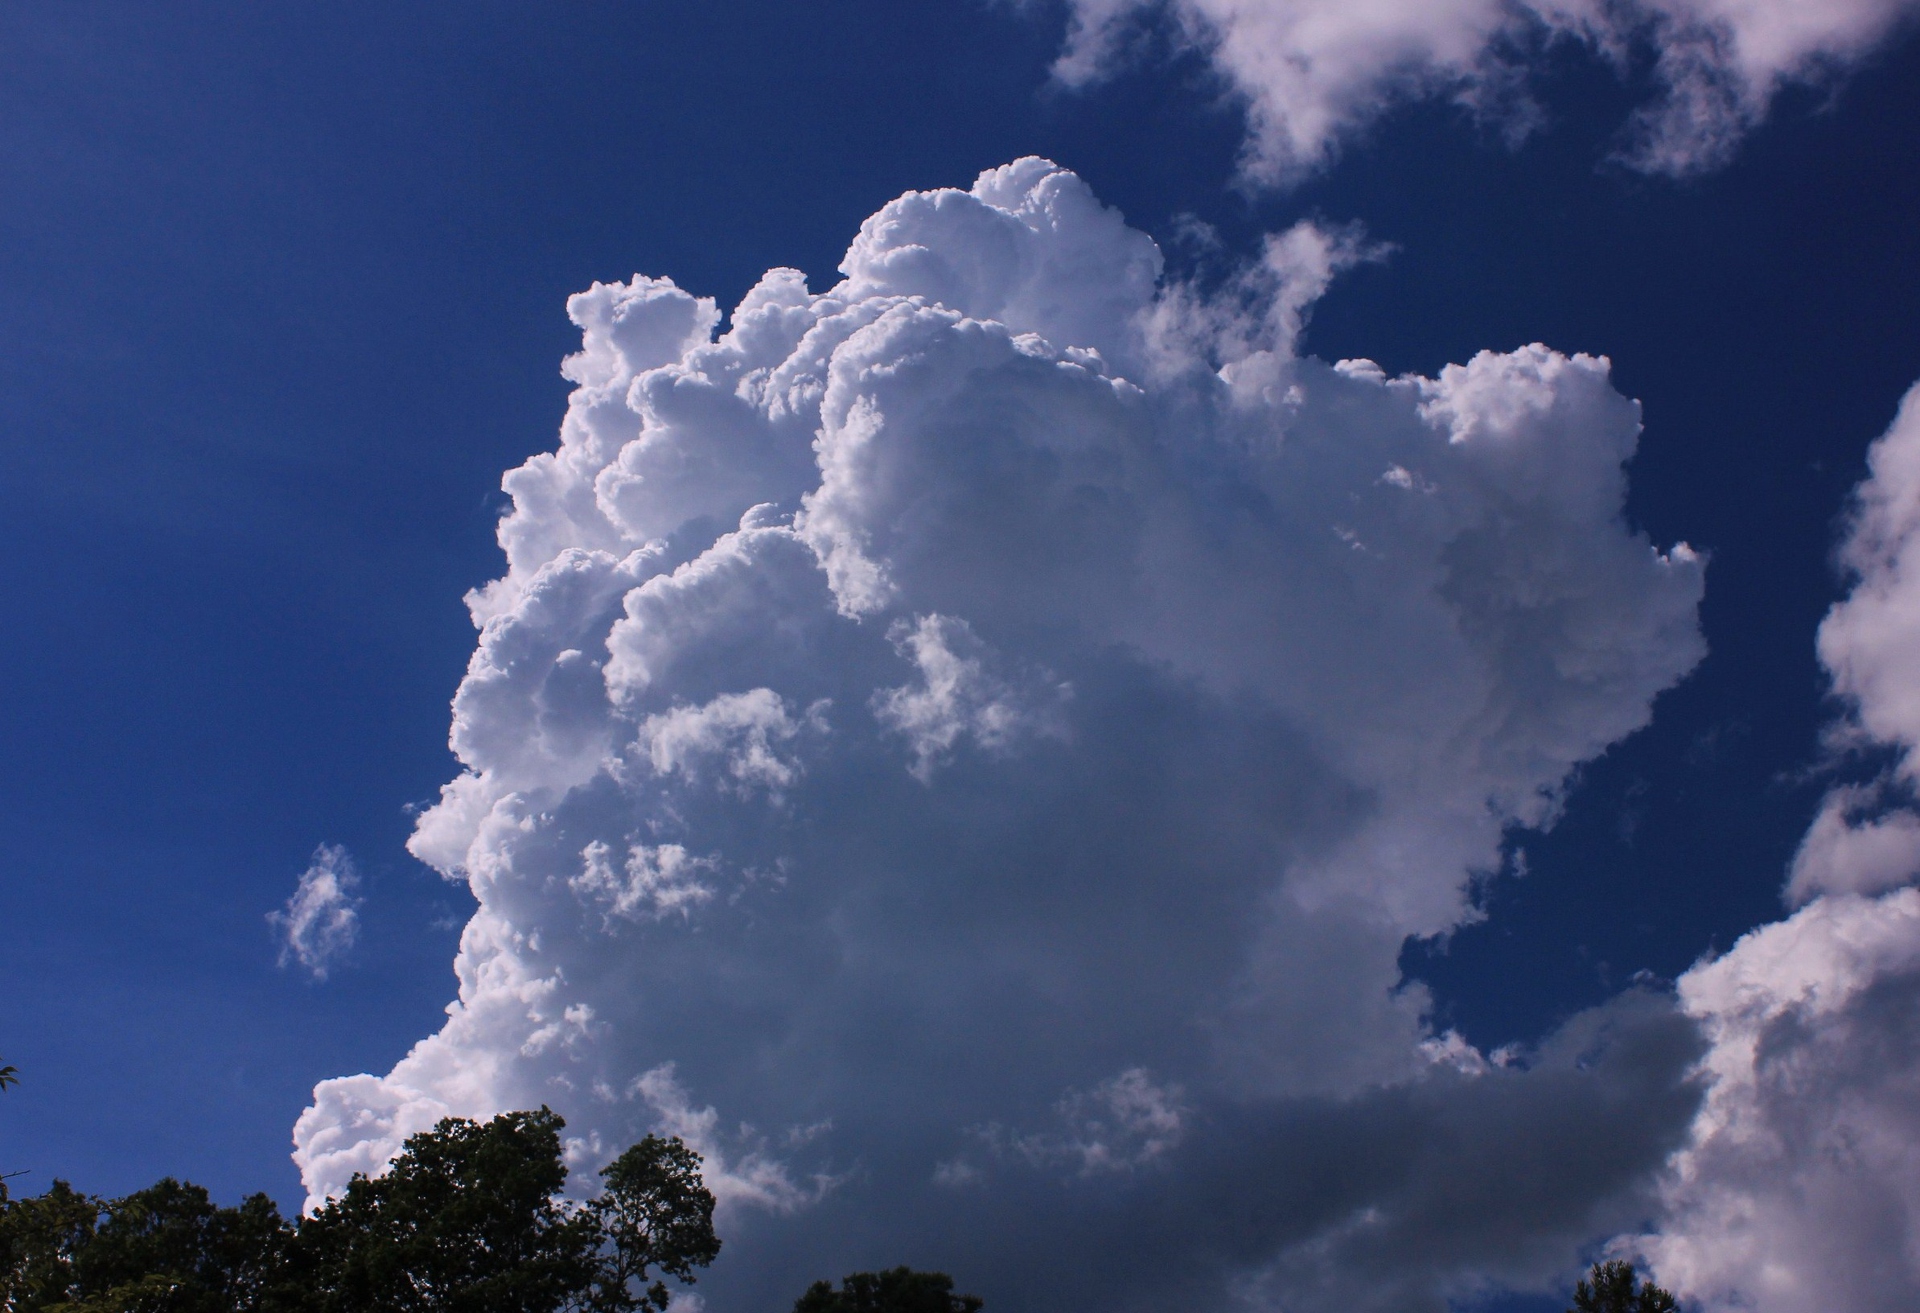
<box><xmin>0</xmin><ymin>1179</ymin><xmax>101</xmax><ymax>1311</ymax></box>
<box><xmin>589</xmin><ymin>1136</ymin><xmax>721</xmax><ymax>1313</ymax></box>
<box><xmin>65</xmin><ymin>1181</ymin><xmax>295</xmax><ymax>1313</ymax></box>
<box><xmin>0</xmin><ymin>1111</ymin><xmax>719</xmax><ymax>1313</ymax></box>
<box><xmin>1568</xmin><ymin>1260</ymin><xmax>1678</xmax><ymax>1313</ymax></box>
<box><xmin>0</xmin><ymin>1177</ymin><xmax>295</xmax><ymax>1313</ymax></box>
<box><xmin>296</xmin><ymin>1109</ymin><xmax>600</xmax><ymax>1313</ymax></box>
<box><xmin>792</xmin><ymin>1268</ymin><xmax>983</xmax><ymax>1313</ymax></box>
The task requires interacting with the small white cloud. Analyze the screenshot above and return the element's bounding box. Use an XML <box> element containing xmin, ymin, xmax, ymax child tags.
<box><xmin>1417</xmin><ymin>1029</ymin><xmax>1493</xmax><ymax>1075</ymax></box>
<box><xmin>1055</xmin><ymin>1067</ymin><xmax>1188</xmax><ymax>1173</ymax></box>
<box><xmin>932</xmin><ymin>1157</ymin><xmax>984</xmax><ymax>1189</ymax></box>
<box><xmin>268</xmin><ymin>844</ymin><xmax>362</xmax><ymax>981</ymax></box>
<box><xmin>1380</xmin><ymin>464</ymin><xmax>1437</xmax><ymax>494</ymax></box>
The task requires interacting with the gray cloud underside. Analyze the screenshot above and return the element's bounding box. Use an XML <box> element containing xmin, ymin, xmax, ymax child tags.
<box><xmin>710</xmin><ymin>991</ymin><xmax>1704</xmax><ymax>1313</ymax></box>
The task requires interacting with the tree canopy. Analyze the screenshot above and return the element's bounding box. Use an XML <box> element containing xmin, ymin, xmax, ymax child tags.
<box><xmin>591</xmin><ymin>1136</ymin><xmax>721</xmax><ymax>1312</ymax></box>
<box><xmin>1567</xmin><ymin>1260</ymin><xmax>1678</xmax><ymax>1313</ymax></box>
<box><xmin>0</xmin><ymin>1111</ymin><xmax>720</xmax><ymax>1313</ymax></box>
<box><xmin>26</xmin><ymin>1177</ymin><xmax>294</xmax><ymax>1313</ymax></box>
<box><xmin>792</xmin><ymin>1268</ymin><xmax>983</xmax><ymax>1313</ymax></box>
<box><xmin>2</xmin><ymin>1111</ymin><xmax>997</xmax><ymax>1313</ymax></box>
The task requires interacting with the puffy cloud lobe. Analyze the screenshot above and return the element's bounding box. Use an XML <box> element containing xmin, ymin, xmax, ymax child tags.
<box><xmin>1820</xmin><ymin>383</ymin><xmax>1920</xmax><ymax>785</ymax></box>
<box><xmin>1787</xmin><ymin>783</ymin><xmax>1920</xmax><ymax>904</ymax></box>
<box><xmin>1640</xmin><ymin>891</ymin><xmax>1920</xmax><ymax>1312</ymax></box>
<box><xmin>295</xmin><ymin>161</ymin><xmax>1707</xmax><ymax>1307</ymax></box>
<box><xmin>269</xmin><ymin>844</ymin><xmax>361</xmax><ymax>980</ymax></box>
<box><xmin>1055</xmin><ymin>0</ymin><xmax>1920</xmax><ymax>180</ymax></box>
<box><xmin>573</xmin><ymin>840</ymin><xmax>716</xmax><ymax>923</ymax></box>
<box><xmin>1789</xmin><ymin>382</ymin><xmax>1920</xmax><ymax>909</ymax></box>
<box><xmin>292</xmin><ymin>1073</ymin><xmax>450</xmax><ymax>1196</ymax></box>
<box><xmin>1629</xmin><ymin>381</ymin><xmax>1920</xmax><ymax>1311</ymax></box>
<box><xmin>637</xmin><ymin>688</ymin><xmax>822</xmax><ymax>797</ymax></box>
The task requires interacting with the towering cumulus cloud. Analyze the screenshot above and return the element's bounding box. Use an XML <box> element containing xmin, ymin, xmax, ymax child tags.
<box><xmin>296</xmin><ymin>161</ymin><xmax>1709</xmax><ymax>1311</ymax></box>
<box><xmin>1056</xmin><ymin>0</ymin><xmax>1920</xmax><ymax>180</ymax></box>
<box><xmin>1635</xmin><ymin>384</ymin><xmax>1920</xmax><ymax>1312</ymax></box>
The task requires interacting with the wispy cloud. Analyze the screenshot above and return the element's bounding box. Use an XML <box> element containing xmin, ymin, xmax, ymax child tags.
<box><xmin>269</xmin><ymin>844</ymin><xmax>362</xmax><ymax>981</ymax></box>
<box><xmin>1054</xmin><ymin>0</ymin><xmax>1920</xmax><ymax>183</ymax></box>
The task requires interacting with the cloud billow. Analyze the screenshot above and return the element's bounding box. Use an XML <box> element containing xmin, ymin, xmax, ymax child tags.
<box><xmin>294</xmin><ymin>160</ymin><xmax>1711</xmax><ymax>1311</ymax></box>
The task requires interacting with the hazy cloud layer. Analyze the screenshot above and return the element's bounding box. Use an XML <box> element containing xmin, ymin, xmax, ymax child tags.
<box><xmin>1635</xmin><ymin>382</ymin><xmax>1920</xmax><ymax>1311</ymax></box>
<box><xmin>1054</xmin><ymin>0</ymin><xmax>1920</xmax><ymax>180</ymax></box>
<box><xmin>269</xmin><ymin>844</ymin><xmax>361</xmax><ymax>981</ymax></box>
<box><xmin>295</xmin><ymin>161</ymin><xmax>1710</xmax><ymax>1310</ymax></box>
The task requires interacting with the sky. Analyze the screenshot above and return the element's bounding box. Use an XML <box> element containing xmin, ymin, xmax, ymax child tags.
<box><xmin>2</xmin><ymin>3</ymin><xmax>1920</xmax><ymax>1311</ymax></box>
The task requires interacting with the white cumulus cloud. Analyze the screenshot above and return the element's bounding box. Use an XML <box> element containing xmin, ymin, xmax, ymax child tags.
<box><xmin>269</xmin><ymin>843</ymin><xmax>362</xmax><ymax>981</ymax></box>
<box><xmin>1627</xmin><ymin>380</ymin><xmax>1920</xmax><ymax>1311</ymax></box>
<box><xmin>1055</xmin><ymin>0</ymin><xmax>1920</xmax><ymax>181</ymax></box>
<box><xmin>1817</xmin><ymin>383</ymin><xmax>1920</xmax><ymax>784</ymax></box>
<box><xmin>294</xmin><ymin>160</ymin><xmax>1709</xmax><ymax>1308</ymax></box>
<box><xmin>1638</xmin><ymin>889</ymin><xmax>1920</xmax><ymax>1312</ymax></box>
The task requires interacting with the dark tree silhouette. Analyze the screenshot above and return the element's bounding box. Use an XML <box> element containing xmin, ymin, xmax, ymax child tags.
<box><xmin>297</xmin><ymin>1109</ymin><xmax>721</xmax><ymax>1313</ymax></box>
<box><xmin>0</xmin><ymin>1179</ymin><xmax>99</xmax><ymax>1310</ymax></box>
<box><xmin>296</xmin><ymin>1109</ymin><xmax>603</xmax><ymax>1313</ymax></box>
<box><xmin>793</xmin><ymin>1268</ymin><xmax>983</xmax><ymax>1313</ymax></box>
<box><xmin>0</xmin><ymin>1110</ymin><xmax>719</xmax><ymax>1313</ymax></box>
<box><xmin>1568</xmin><ymin>1260</ymin><xmax>1679</xmax><ymax>1313</ymax></box>
<box><xmin>0</xmin><ymin>1177</ymin><xmax>294</xmax><ymax>1312</ymax></box>
<box><xmin>67</xmin><ymin>1179</ymin><xmax>294</xmax><ymax>1313</ymax></box>
<box><xmin>589</xmin><ymin>1135</ymin><xmax>722</xmax><ymax>1312</ymax></box>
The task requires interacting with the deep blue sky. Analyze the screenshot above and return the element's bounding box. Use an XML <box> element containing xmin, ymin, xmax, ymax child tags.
<box><xmin>1</xmin><ymin>0</ymin><xmax>1917</xmax><ymax>1270</ymax></box>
